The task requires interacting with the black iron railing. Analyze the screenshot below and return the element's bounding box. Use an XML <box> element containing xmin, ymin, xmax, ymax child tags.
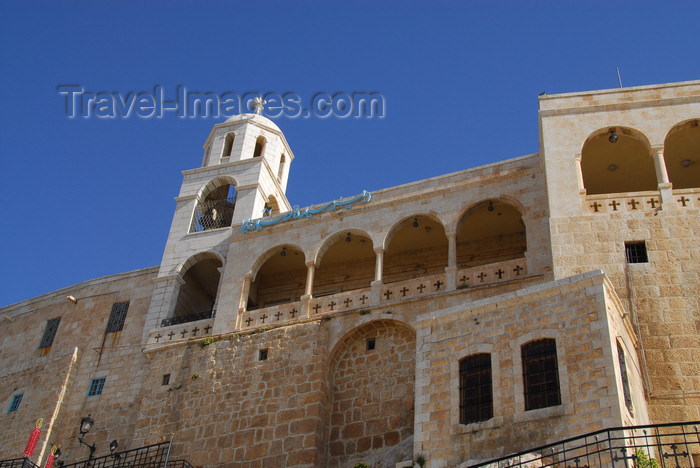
<box><xmin>0</xmin><ymin>459</ymin><xmax>39</xmax><ymax>468</ymax></box>
<box><xmin>469</xmin><ymin>421</ymin><xmax>700</xmax><ymax>467</ymax></box>
<box><xmin>160</xmin><ymin>310</ymin><xmax>214</xmax><ymax>327</ymax></box>
<box><xmin>58</xmin><ymin>441</ymin><xmax>193</xmax><ymax>468</ymax></box>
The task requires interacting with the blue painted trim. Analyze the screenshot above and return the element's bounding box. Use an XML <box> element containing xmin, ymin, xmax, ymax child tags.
<box><xmin>241</xmin><ymin>190</ymin><xmax>372</xmax><ymax>234</ymax></box>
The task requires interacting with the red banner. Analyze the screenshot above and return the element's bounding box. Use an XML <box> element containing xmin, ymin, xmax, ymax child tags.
<box><xmin>22</xmin><ymin>418</ymin><xmax>43</xmax><ymax>458</ymax></box>
<box><xmin>44</xmin><ymin>453</ymin><xmax>55</xmax><ymax>468</ymax></box>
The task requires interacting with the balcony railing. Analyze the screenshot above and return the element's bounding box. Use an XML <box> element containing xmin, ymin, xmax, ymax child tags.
<box><xmin>0</xmin><ymin>459</ymin><xmax>39</xmax><ymax>468</ymax></box>
<box><xmin>469</xmin><ymin>421</ymin><xmax>700</xmax><ymax>467</ymax></box>
<box><xmin>59</xmin><ymin>441</ymin><xmax>192</xmax><ymax>468</ymax></box>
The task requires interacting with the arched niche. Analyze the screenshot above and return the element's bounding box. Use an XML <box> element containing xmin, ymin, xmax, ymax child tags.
<box><xmin>247</xmin><ymin>245</ymin><xmax>306</xmax><ymax>310</ymax></box>
<box><xmin>457</xmin><ymin>200</ymin><xmax>526</xmax><ymax>268</ymax></box>
<box><xmin>581</xmin><ymin>127</ymin><xmax>655</xmax><ymax>195</ymax></box>
<box><xmin>383</xmin><ymin>215</ymin><xmax>448</xmax><ymax>284</ymax></box>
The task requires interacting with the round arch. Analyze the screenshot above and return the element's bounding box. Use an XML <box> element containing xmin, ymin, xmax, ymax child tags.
<box><xmin>457</xmin><ymin>199</ymin><xmax>527</xmax><ymax>268</ymax></box>
<box><xmin>382</xmin><ymin>214</ymin><xmax>448</xmax><ymax>284</ymax></box>
<box><xmin>325</xmin><ymin>319</ymin><xmax>416</xmax><ymax>467</ymax></box>
<box><xmin>172</xmin><ymin>251</ymin><xmax>224</xmax><ymax>321</ymax></box>
<box><xmin>190</xmin><ymin>176</ymin><xmax>238</xmax><ymax>232</ymax></box>
<box><xmin>247</xmin><ymin>244</ymin><xmax>306</xmax><ymax>310</ymax></box>
<box><xmin>580</xmin><ymin>126</ymin><xmax>655</xmax><ymax>195</ymax></box>
<box><xmin>312</xmin><ymin>229</ymin><xmax>375</xmax><ymax>296</ymax></box>
<box><xmin>664</xmin><ymin>119</ymin><xmax>700</xmax><ymax>189</ymax></box>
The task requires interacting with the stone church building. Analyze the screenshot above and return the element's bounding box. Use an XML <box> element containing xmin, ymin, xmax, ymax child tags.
<box><xmin>1</xmin><ymin>80</ymin><xmax>699</xmax><ymax>467</ymax></box>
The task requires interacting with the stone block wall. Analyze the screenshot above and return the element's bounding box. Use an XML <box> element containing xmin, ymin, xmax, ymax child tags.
<box><xmin>550</xmin><ymin>206</ymin><xmax>700</xmax><ymax>423</ymax></box>
<box><xmin>413</xmin><ymin>271</ymin><xmax>647</xmax><ymax>467</ymax></box>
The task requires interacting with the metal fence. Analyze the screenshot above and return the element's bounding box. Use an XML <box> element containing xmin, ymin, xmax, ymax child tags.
<box><xmin>160</xmin><ymin>310</ymin><xmax>213</xmax><ymax>328</ymax></box>
<box><xmin>470</xmin><ymin>421</ymin><xmax>700</xmax><ymax>467</ymax></box>
<box><xmin>0</xmin><ymin>459</ymin><xmax>39</xmax><ymax>468</ymax></box>
<box><xmin>58</xmin><ymin>441</ymin><xmax>191</xmax><ymax>468</ymax></box>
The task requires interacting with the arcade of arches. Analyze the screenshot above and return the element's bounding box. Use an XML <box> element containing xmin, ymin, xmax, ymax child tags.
<box><xmin>246</xmin><ymin>204</ymin><xmax>528</xmax><ymax>310</ymax></box>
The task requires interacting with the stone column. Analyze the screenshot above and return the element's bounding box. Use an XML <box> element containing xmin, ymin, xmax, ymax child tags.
<box><xmin>445</xmin><ymin>231</ymin><xmax>457</xmax><ymax>290</ymax></box>
<box><xmin>653</xmin><ymin>147</ymin><xmax>674</xmax><ymax>208</ymax></box>
<box><xmin>575</xmin><ymin>154</ymin><xmax>586</xmax><ymax>195</ymax></box>
<box><xmin>301</xmin><ymin>261</ymin><xmax>315</xmax><ymax>317</ymax></box>
<box><xmin>371</xmin><ymin>248</ymin><xmax>384</xmax><ymax>306</ymax></box>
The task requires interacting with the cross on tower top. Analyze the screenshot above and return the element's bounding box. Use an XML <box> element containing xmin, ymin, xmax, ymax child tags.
<box><xmin>252</xmin><ymin>96</ymin><xmax>266</xmax><ymax>115</ymax></box>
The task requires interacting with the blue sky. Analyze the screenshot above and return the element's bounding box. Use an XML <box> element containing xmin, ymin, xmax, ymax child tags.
<box><xmin>1</xmin><ymin>1</ymin><xmax>698</xmax><ymax>307</ymax></box>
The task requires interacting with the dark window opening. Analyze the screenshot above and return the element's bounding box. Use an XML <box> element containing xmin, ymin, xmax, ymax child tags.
<box><xmin>366</xmin><ymin>338</ymin><xmax>376</xmax><ymax>351</ymax></box>
<box><xmin>459</xmin><ymin>353</ymin><xmax>493</xmax><ymax>424</ymax></box>
<box><xmin>222</xmin><ymin>133</ymin><xmax>234</xmax><ymax>158</ymax></box>
<box><xmin>88</xmin><ymin>377</ymin><xmax>106</xmax><ymax>397</ymax></box>
<box><xmin>39</xmin><ymin>317</ymin><xmax>61</xmax><ymax>349</ymax></box>
<box><xmin>259</xmin><ymin>349</ymin><xmax>268</xmax><ymax>361</ymax></box>
<box><xmin>522</xmin><ymin>339</ymin><xmax>561</xmax><ymax>411</ymax></box>
<box><xmin>8</xmin><ymin>394</ymin><xmax>23</xmax><ymax>413</ymax></box>
<box><xmin>253</xmin><ymin>136</ymin><xmax>266</xmax><ymax>157</ymax></box>
<box><xmin>625</xmin><ymin>241</ymin><xmax>648</xmax><ymax>263</ymax></box>
<box><xmin>106</xmin><ymin>302</ymin><xmax>129</xmax><ymax>333</ymax></box>
<box><xmin>618</xmin><ymin>343</ymin><xmax>633</xmax><ymax>412</ymax></box>
<box><xmin>162</xmin><ymin>374</ymin><xmax>170</xmax><ymax>386</ymax></box>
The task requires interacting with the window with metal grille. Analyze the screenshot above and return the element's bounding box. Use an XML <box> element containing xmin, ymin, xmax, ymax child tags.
<box><xmin>39</xmin><ymin>317</ymin><xmax>61</xmax><ymax>349</ymax></box>
<box><xmin>105</xmin><ymin>302</ymin><xmax>130</xmax><ymax>333</ymax></box>
<box><xmin>459</xmin><ymin>353</ymin><xmax>493</xmax><ymax>424</ymax></box>
<box><xmin>8</xmin><ymin>394</ymin><xmax>23</xmax><ymax>413</ymax></box>
<box><xmin>618</xmin><ymin>343</ymin><xmax>633</xmax><ymax>412</ymax></box>
<box><xmin>87</xmin><ymin>377</ymin><xmax>106</xmax><ymax>397</ymax></box>
<box><xmin>259</xmin><ymin>349</ymin><xmax>268</xmax><ymax>361</ymax></box>
<box><xmin>625</xmin><ymin>241</ymin><xmax>648</xmax><ymax>263</ymax></box>
<box><xmin>522</xmin><ymin>339</ymin><xmax>561</xmax><ymax>411</ymax></box>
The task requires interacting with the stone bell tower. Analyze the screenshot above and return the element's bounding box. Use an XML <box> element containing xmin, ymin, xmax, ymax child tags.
<box><xmin>141</xmin><ymin>108</ymin><xmax>295</xmax><ymax>341</ymax></box>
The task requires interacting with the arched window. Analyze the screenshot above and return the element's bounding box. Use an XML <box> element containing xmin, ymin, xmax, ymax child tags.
<box><xmin>190</xmin><ymin>183</ymin><xmax>237</xmax><ymax>232</ymax></box>
<box><xmin>253</xmin><ymin>136</ymin><xmax>266</xmax><ymax>157</ymax></box>
<box><xmin>313</xmin><ymin>232</ymin><xmax>374</xmax><ymax>296</ymax></box>
<box><xmin>459</xmin><ymin>353</ymin><xmax>493</xmax><ymax>424</ymax></box>
<box><xmin>222</xmin><ymin>132</ymin><xmax>235</xmax><ymax>158</ymax></box>
<box><xmin>521</xmin><ymin>339</ymin><xmax>561</xmax><ymax>411</ymax></box>
<box><xmin>278</xmin><ymin>154</ymin><xmax>286</xmax><ymax>181</ymax></box>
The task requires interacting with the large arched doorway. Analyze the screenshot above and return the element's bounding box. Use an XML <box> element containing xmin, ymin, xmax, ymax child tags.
<box><xmin>327</xmin><ymin>320</ymin><xmax>415</xmax><ymax>467</ymax></box>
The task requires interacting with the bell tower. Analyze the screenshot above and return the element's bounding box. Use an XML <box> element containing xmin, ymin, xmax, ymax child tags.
<box><xmin>142</xmin><ymin>112</ymin><xmax>295</xmax><ymax>341</ymax></box>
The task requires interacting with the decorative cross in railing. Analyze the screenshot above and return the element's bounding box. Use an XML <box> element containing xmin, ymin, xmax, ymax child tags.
<box><xmin>290</xmin><ymin>308</ymin><xmax>298</xmax><ymax>318</ymax></box>
<box><xmin>609</xmin><ymin>200</ymin><xmax>620</xmax><ymax>211</ymax></box>
<box><xmin>192</xmin><ymin>327</ymin><xmax>199</xmax><ymax>336</ymax></box>
<box><xmin>260</xmin><ymin>314</ymin><xmax>267</xmax><ymax>323</ymax></box>
<box><xmin>513</xmin><ymin>265</ymin><xmax>523</xmax><ymax>276</ymax></box>
<box><xmin>180</xmin><ymin>329</ymin><xmax>188</xmax><ymax>338</ymax></box>
<box><xmin>359</xmin><ymin>295</ymin><xmax>368</xmax><ymax>305</ymax></box>
<box><xmin>477</xmin><ymin>272</ymin><xmax>487</xmax><ymax>282</ymax></box>
<box><xmin>417</xmin><ymin>284</ymin><xmax>426</xmax><ymax>293</ymax></box>
<box><xmin>677</xmin><ymin>196</ymin><xmax>689</xmax><ymax>207</ymax></box>
<box><xmin>329</xmin><ymin>301</ymin><xmax>336</xmax><ymax>311</ymax></box>
<box><xmin>313</xmin><ymin>304</ymin><xmax>322</xmax><ymax>314</ymax></box>
<box><xmin>204</xmin><ymin>325</ymin><xmax>212</xmax><ymax>334</ymax></box>
<box><xmin>344</xmin><ymin>298</ymin><xmax>352</xmax><ymax>308</ymax></box>
<box><xmin>384</xmin><ymin>290</ymin><xmax>393</xmax><ymax>300</ymax></box>
<box><xmin>245</xmin><ymin>317</ymin><xmax>253</xmax><ymax>326</ymax></box>
<box><xmin>434</xmin><ymin>280</ymin><xmax>442</xmax><ymax>290</ymax></box>
<box><xmin>167</xmin><ymin>331</ymin><xmax>175</xmax><ymax>340</ymax></box>
<box><xmin>275</xmin><ymin>311</ymin><xmax>283</xmax><ymax>321</ymax></box>
<box><xmin>590</xmin><ymin>202</ymin><xmax>601</xmax><ymax>212</ymax></box>
<box><xmin>628</xmin><ymin>199</ymin><xmax>639</xmax><ymax>210</ymax></box>
<box><xmin>400</xmin><ymin>287</ymin><xmax>409</xmax><ymax>297</ymax></box>
<box><xmin>647</xmin><ymin>198</ymin><xmax>659</xmax><ymax>208</ymax></box>
<box><xmin>154</xmin><ymin>334</ymin><xmax>162</xmax><ymax>342</ymax></box>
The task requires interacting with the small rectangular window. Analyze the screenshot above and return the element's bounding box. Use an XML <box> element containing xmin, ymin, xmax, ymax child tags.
<box><xmin>8</xmin><ymin>394</ymin><xmax>23</xmax><ymax>413</ymax></box>
<box><xmin>105</xmin><ymin>302</ymin><xmax>130</xmax><ymax>333</ymax></box>
<box><xmin>87</xmin><ymin>378</ymin><xmax>106</xmax><ymax>397</ymax></box>
<box><xmin>162</xmin><ymin>374</ymin><xmax>170</xmax><ymax>386</ymax></box>
<box><xmin>625</xmin><ymin>242</ymin><xmax>648</xmax><ymax>264</ymax></box>
<box><xmin>259</xmin><ymin>349</ymin><xmax>268</xmax><ymax>361</ymax></box>
<box><xmin>366</xmin><ymin>338</ymin><xmax>376</xmax><ymax>351</ymax></box>
<box><xmin>39</xmin><ymin>318</ymin><xmax>61</xmax><ymax>349</ymax></box>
